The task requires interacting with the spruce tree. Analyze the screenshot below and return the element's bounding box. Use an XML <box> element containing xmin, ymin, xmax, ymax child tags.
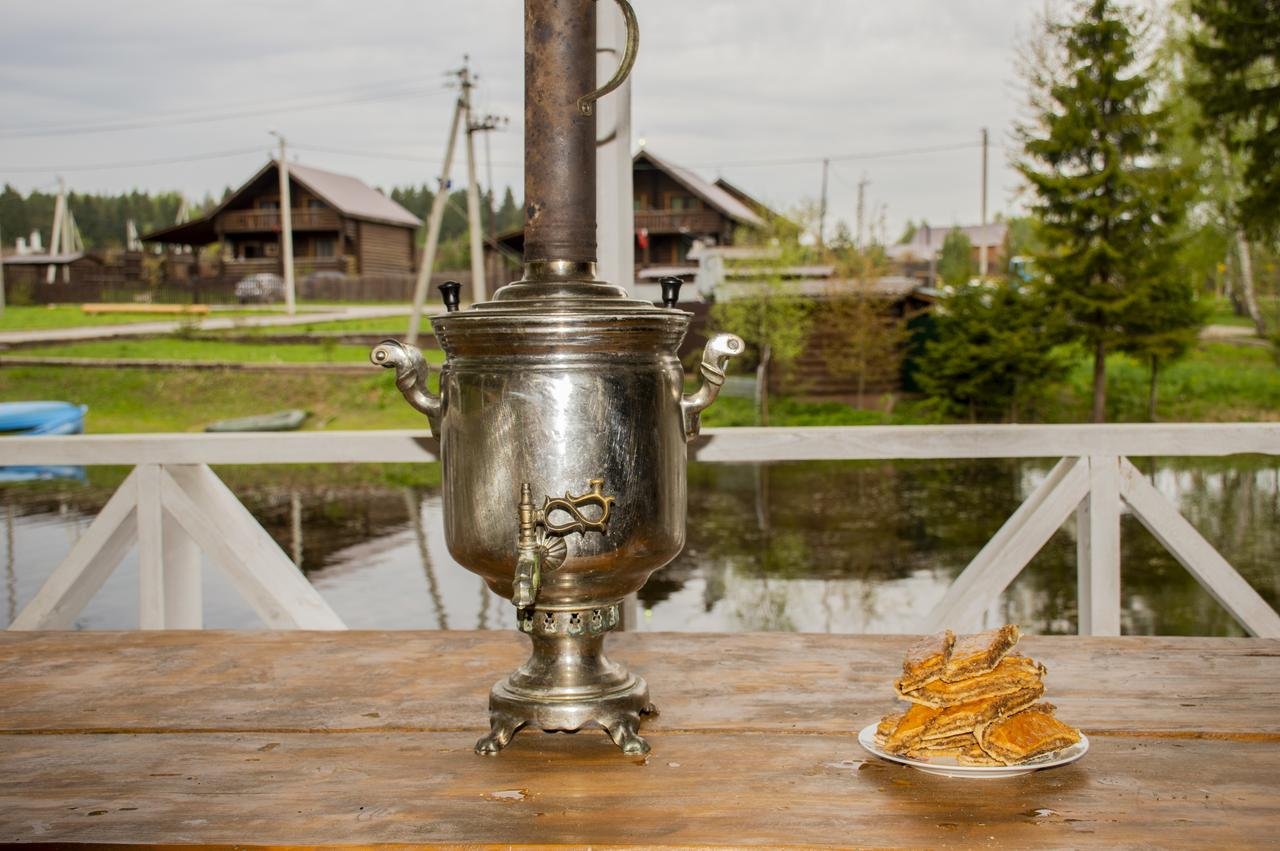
<box><xmin>917</xmin><ymin>281</ymin><xmax>1067</xmax><ymax>422</ymax></box>
<box><xmin>937</xmin><ymin>229</ymin><xmax>976</xmax><ymax>288</ymax></box>
<box><xmin>1189</xmin><ymin>0</ymin><xmax>1280</xmax><ymax>241</ymax></box>
<box><xmin>1017</xmin><ymin>0</ymin><xmax>1188</xmax><ymax>422</ymax></box>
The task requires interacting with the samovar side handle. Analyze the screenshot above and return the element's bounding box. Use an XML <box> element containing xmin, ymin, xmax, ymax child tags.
<box><xmin>681</xmin><ymin>333</ymin><xmax>745</xmax><ymax>441</ymax></box>
<box><xmin>370</xmin><ymin>340</ymin><xmax>441</xmax><ymax>433</ymax></box>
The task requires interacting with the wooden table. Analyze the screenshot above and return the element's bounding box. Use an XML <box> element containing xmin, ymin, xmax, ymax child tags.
<box><xmin>1</xmin><ymin>632</ymin><xmax>1277</xmax><ymax>847</ymax></box>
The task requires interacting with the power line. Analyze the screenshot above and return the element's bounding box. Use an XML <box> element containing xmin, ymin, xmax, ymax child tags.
<box><xmin>689</xmin><ymin>140</ymin><xmax>991</xmax><ymax>169</ymax></box>
<box><xmin>0</xmin><ymin>81</ymin><xmax>451</xmax><ymax>139</ymax></box>
<box><xmin>0</xmin><ymin>146</ymin><xmax>264</xmax><ymax>174</ymax></box>
<box><xmin>291</xmin><ymin>141</ymin><xmax>521</xmax><ymax>169</ymax></box>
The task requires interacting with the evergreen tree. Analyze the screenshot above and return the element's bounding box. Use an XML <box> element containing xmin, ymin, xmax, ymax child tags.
<box><xmin>937</xmin><ymin>229</ymin><xmax>976</xmax><ymax>288</ymax></box>
<box><xmin>917</xmin><ymin>281</ymin><xmax>1068</xmax><ymax>422</ymax></box>
<box><xmin>497</xmin><ymin>187</ymin><xmax>521</xmax><ymax>232</ymax></box>
<box><xmin>1189</xmin><ymin>0</ymin><xmax>1280</xmax><ymax>242</ymax></box>
<box><xmin>1017</xmin><ymin>0</ymin><xmax>1189</xmax><ymax>422</ymax></box>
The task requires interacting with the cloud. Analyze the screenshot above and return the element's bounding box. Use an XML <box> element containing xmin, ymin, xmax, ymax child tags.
<box><xmin>0</xmin><ymin>0</ymin><xmax>1045</xmax><ymax>235</ymax></box>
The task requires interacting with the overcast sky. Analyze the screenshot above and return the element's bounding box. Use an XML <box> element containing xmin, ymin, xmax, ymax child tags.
<box><xmin>0</xmin><ymin>1</ymin><xmax>1060</xmax><ymax>239</ymax></box>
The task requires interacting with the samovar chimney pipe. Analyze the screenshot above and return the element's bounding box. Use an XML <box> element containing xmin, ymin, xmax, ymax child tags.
<box><xmin>523</xmin><ymin>0</ymin><xmax>597</xmax><ymax>270</ymax></box>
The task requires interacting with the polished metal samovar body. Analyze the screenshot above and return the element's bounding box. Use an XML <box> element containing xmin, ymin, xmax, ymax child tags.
<box><xmin>372</xmin><ymin>0</ymin><xmax>741</xmax><ymax>755</ymax></box>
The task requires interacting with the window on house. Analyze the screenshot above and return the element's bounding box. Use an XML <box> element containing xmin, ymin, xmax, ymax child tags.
<box><xmin>668</xmin><ymin>195</ymin><xmax>696</xmax><ymax>211</ymax></box>
<box><xmin>259</xmin><ymin>200</ymin><xmax>280</xmax><ymax>211</ymax></box>
<box><xmin>314</xmin><ymin>238</ymin><xmax>335</xmax><ymax>258</ymax></box>
<box><xmin>308</xmin><ymin>200</ymin><xmax>325</xmax><ymax>210</ymax></box>
<box><xmin>634</xmin><ymin>193</ymin><xmax>650</xmax><ymax>211</ymax></box>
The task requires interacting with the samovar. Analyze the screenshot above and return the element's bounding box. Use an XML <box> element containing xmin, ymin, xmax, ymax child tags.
<box><xmin>372</xmin><ymin>0</ymin><xmax>741</xmax><ymax>755</ymax></box>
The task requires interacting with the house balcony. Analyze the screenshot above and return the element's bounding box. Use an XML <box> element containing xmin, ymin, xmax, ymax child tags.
<box><xmin>634</xmin><ymin>209</ymin><xmax>724</xmax><ymax>235</ymax></box>
<box><xmin>220</xmin><ymin>209</ymin><xmax>341</xmax><ymax>233</ymax></box>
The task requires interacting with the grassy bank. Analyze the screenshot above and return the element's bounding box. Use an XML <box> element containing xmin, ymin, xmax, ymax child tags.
<box><xmin>0</xmin><ymin>336</ymin><xmax>1274</xmax><ymax>433</ymax></box>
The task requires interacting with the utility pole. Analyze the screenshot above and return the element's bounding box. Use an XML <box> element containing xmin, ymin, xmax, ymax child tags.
<box><xmin>408</xmin><ymin>59</ymin><xmax>469</xmax><ymax>345</ymax></box>
<box><xmin>460</xmin><ymin>62</ymin><xmax>487</xmax><ymax>305</ymax></box>
<box><xmin>855</xmin><ymin>174</ymin><xmax>869</xmax><ymax>250</ymax></box>
<box><xmin>979</xmin><ymin>127</ymin><xmax>989</xmax><ymax>278</ymax></box>
<box><xmin>0</xmin><ymin>224</ymin><xmax>6</xmax><ymax>317</ymax></box>
<box><xmin>817</xmin><ymin>158</ymin><xmax>830</xmax><ymax>248</ymax></box>
<box><xmin>271</xmin><ymin>131</ymin><xmax>297</xmax><ymax>314</ymax></box>
<box><xmin>46</xmin><ymin>177</ymin><xmax>65</xmax><ymax>284</ymax></box>
<box><xmin>468</xmin><ymin>111</ymin><xmax>508</xmax><ymax>292</ymax></box>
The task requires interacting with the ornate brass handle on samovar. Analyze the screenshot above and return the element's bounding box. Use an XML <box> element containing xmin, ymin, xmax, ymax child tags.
<box><xmin>513</xmin><ymin>478</ymin><xmax>615</xmax><ymax>609</ymax></box>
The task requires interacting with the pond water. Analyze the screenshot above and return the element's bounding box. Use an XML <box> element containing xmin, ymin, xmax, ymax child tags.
<box><xmin>2</xmin><ymin>458</ymin><xmax>1276</xmax><ymax>635</ymax></box>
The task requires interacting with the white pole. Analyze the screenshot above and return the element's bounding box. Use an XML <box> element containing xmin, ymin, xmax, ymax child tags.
<box><xmin>272</xmin><ymin>133</ymin><xmax>297</xmax><ymax>315</ymax></box>
<box><xmin>595</xmin><ymin>2</ymin><xmax>634</xmax><ymax>290</ymax></box>
<box><xmin>407</xmin><ymin>78</ymin><xmax>466</xmax><ymax>345</ymax></box>
<box><xmin>979</xmin><ymin>127</ymin><xmax>989</xmax><ymax>278</ymax></box>
<box><xmin>46</xmin><ymin>177</ymin><xmax>65</xmax><ymax>284</ymax></box>
<box><xmin>462</xmin><ymin>65</ymin><xmax>487</xmax><ymax>304</ymax></box>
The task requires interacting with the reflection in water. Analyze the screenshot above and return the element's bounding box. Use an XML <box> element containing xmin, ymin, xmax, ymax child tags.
<box><xmin>1</xmin><ymin>458</ymin><xmax>1276</xmax><ymax>635</ymax></box>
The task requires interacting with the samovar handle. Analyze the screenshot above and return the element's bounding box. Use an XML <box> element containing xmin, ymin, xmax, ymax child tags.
<box><xmin>370</xmin><ymin>340</ymin><xmax>441</xmax><ymax>434</ymax></box>
<box><xmin>576</xmin><ymin>0</ymin><xmax>639</xmax><ymax>117</ymax></box>
<box><xmin>681</xmin><ymin>333</ymin><xmax>745</xmax><ymax>441</ymax></box>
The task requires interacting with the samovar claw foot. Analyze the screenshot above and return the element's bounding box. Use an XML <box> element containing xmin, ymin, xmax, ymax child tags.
<box><xmin>475</xmin><ymin>711</ymin><xmax>525</xmax><ymax>756</ymax></box>
<box><xmin>605</xmin><ymin>711</ymin><xmax>650</xmax><ymax>755</ymax></box>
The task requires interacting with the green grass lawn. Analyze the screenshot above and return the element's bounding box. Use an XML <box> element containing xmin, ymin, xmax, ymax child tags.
<box><xmin>1</xmin><ymin>331</ymin><xmax>1273</xmax><ymax>434</ymax></box>
<box><xmin>0</xmin><ymin>305</ymin><xmax>296</xmax><ymax>332</ymax></box>
<box><xmin>1208</xmin><ymin>296</ymin><xmax>1279</xmax><ymax>330</ymax></box>
<box><xmin>1043</xmin><ymin>341</ymin><xmax>1280</xmax><ymax>422</ymax></box>
<box><xmin>16</xmin><ymin>337</ymin><xmax>447</xmax><ymax>365</ymax></box>
<box><xmin>225</xmin><ymin>314</ymin><xmax>413</xmax><ymax>336</ymax></box>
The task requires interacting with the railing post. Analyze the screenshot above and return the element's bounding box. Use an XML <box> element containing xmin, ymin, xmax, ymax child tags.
<box><xmin>162</xmin><ymin>465</ymin><xmax>203</xmax><ymax>628</ymax></box>
<box><xmin>136</xmin><ymin>464</ymin><xmax>166</xmax><ymax>629</ymax></box>
<box><xmin>1077</xmin><ymin>456</ymin><xmax>1121</xmax><ymax>636</ymax></box>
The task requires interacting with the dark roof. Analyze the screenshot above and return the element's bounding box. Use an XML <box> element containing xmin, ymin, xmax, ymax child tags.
<box><xmin>634</xmin><ymin>149</ymin><xmax>764</xmax><ymax>228</ymax></box>
<box><xmin>142</xmin><ymin>160</ymin><xmax>420</xmax><ymax>245</ymax></box>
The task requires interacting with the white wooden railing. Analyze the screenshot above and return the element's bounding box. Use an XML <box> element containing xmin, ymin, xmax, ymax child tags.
<box><xmin>3</xmin><ymin>424</ymin><xmax>1278</xmax><ymax>636</ymax></box>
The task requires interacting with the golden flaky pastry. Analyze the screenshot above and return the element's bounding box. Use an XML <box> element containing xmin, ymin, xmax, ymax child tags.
<box><xmin>940</xmin><ymin>624</ymin><xmax>1021</xmax><ymax>682</ymax></box>
<box><xmin>894</xmin><ymin>629</ymin><xmax>955</xmax><ymax>692</ymax></box>
<box><xmin>881</xmin><ymin>703</ymin><xmax>940</xmax><ymax>754</ymax></box>
<box><xmin>920</xmin><ymin>683</ymin><xmax>1044</xmax><ymax>740</ymax></box>
<box><xmin>897</xmin><ymin>655</ymin><xmax>1046</xmax><ymax>708</ymax></box>
<box><xmin>977</xmin><ymin>703</ymin><xmax>1082</xmax><ymax>765</ymax></box>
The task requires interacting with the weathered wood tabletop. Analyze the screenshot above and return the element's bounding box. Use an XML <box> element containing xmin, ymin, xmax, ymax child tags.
<box><xmin>0</xmin><ymin>631</ymin><xmax>1277</xmax><ymax>847</ymax></box>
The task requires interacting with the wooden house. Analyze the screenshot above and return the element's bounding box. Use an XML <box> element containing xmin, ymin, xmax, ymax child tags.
<box><xmin>489</xmin><ymin>148</ymin><xmax>768</xmax><ymax>286</ymax></box>
<box><xmin>142</xmin><ymin>161</ymin><xmax>421</xmax><ymax>279</ymax></box>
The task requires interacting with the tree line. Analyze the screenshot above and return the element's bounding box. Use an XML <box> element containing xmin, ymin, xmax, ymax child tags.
<box><xmin>0</xmin><ymin>181</ymin><xmax>524</xmax><ymax>267</ymax></box>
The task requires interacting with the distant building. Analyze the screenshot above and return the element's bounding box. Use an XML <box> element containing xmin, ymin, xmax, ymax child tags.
<box><xmin>0</xmin><ymin>252</ymin><xmax>103</xmax><ymax>289</ymax></box>
<box><xmin>489</xmin><ymin>148</ymin><xmax>770</xmax><ymax>292</ymax></box>
<box><xmin>886</xmin><ymin>222</ymin><xmax>1008</xmax><ymax>283</ymax></box>
<box><xmin>142</xmin><ymin>160</ymin><xmax>422</xmax><ymax>279</ymax></box>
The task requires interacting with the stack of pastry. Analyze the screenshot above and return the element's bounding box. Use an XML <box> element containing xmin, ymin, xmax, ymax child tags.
<box><xmin>873</xmin><ymin>625</ymin><xmax>1081</xmax><ymax>766</ymax></box>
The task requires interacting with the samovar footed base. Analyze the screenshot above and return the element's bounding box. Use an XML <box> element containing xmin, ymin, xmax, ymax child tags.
<box><xmin>475</xmin><ymin>674</ymin><xmax>657</xmax><ymax>756</ymax></box>
<box><xmin>474</xmin><ymin>605</ymin><xmax>656</xmax><ymax>755</ymax></box>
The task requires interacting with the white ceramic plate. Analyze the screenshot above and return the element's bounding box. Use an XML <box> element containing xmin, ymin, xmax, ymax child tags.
<box><xmin>856</xmin><ymin>723</ymin><xmax>1089</xmax><ymax>779</ymax></box>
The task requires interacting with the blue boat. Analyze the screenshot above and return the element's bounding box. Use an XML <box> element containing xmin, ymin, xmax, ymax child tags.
<box><xmin>0</xmin><ymin>402</ymin><xmax>88</xmax><ymax>436</ymax></box>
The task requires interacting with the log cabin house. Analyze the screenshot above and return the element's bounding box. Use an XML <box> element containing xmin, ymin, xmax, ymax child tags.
<box><xmin>142</xmin><ymin>161</ymin><xmax>421</xmax><ymax>280</ymax></box>
<box><xmin>489</xmin><ymin>148</ymin><xmax>769</xmax><ymax>288</ymax></box>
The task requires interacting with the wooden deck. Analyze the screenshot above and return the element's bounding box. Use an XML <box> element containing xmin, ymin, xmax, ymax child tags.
<box><xmin>1</xmin><ymin>631</ymin><xmax>1277</xmax><ymax>846</ymax></box>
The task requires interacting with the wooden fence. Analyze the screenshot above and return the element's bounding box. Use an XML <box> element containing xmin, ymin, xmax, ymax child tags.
<box><xmin>2</xmin><ymin>424</ymin><xmax>1277</xmax><ymax>637</ymax></box>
